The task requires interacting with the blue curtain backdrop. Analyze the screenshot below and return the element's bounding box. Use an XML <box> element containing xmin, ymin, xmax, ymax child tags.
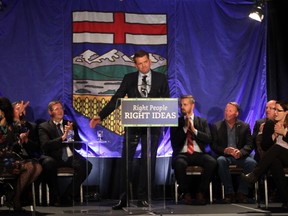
<box><xmin>0</xmin><ymin>0</ymin><xmax>266</xmax><ymax>158</ymax></box>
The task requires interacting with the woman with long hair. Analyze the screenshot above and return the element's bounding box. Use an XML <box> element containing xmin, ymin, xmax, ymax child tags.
<box><xmin>0</xmin><ymin>97</ymin><xmax>42</xmax><ymax>211</ymax></box>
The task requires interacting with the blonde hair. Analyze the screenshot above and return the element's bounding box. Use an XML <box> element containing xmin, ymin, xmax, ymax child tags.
<box><xmin>180</xmin><ymin>95</ymin><xmax>195</xmax><ymax>104</ymax></box>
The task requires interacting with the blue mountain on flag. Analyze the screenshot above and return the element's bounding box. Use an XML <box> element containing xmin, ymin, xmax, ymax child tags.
<box><xmin>72</xmin><ymin>49</ymin><xmax>167</xmax><ymax>96</ymax></box>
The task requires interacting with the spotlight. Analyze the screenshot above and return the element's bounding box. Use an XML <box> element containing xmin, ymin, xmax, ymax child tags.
<box><xmin>249</xmin><ymin>0</ymin><xmax>264</xmax><ymax>22</ymax></box>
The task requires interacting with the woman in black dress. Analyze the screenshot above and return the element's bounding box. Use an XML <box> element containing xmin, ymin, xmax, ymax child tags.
<box><xmin>0</xmin><ymin>97</ymin><xmax>42</xmax><ymax>211</ymax></box>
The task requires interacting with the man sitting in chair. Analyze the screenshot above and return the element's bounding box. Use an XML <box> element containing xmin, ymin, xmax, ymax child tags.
<box><xmin>170</xmin><ymin>95</ymin><xmax>217</xmax><ymax>205</ymax></box>
<box><xmin>38</xmin><ymin>100</ymin><xmax>92</xmax><ymax>206</ymax></box>
<box><xmin>210</xmin><ymin>102</ymin><xmax>257</xmax><ymax>203</ymax></box>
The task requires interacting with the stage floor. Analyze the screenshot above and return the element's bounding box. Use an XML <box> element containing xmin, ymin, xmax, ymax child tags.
<box><xmin>1</xmin><ymin>200</ymin><xmax>288</xmax><ymax>216</ymax></box>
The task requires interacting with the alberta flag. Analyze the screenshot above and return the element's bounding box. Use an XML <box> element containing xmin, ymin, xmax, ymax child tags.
<box><xmin>72</xmin><ymin>11</ymin><xmax>169</xmax><ymax>138</ymax></box>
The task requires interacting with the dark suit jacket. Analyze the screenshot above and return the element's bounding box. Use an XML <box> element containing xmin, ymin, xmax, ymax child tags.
<box><xmin>38</xmin><ymin>119</ymin><xmax>82</xmax><ymax>161</ymax></box>
<box><xmin>261</xmin><ymin>119</ymin><xmax>276</xmax><ymax>151</ymax></box>
<box><xmin>99</xmin><ymin>70</ymin><xmax>170</xmax><ymax>120</ymax></box>
<box><xmin>211</xmin><ymin>119</ymin><xmax>253</xmax><ymax>158</ymax></box>
<box><xmin>252</xmin><ymin>118</ymin><xmax>266</xmax><ymax>161</ymax></box>
<box><xmin>252</xmin><ymin>118</ymin><xmax>266</xmax><ymax>139</ymax></box>
<box><xmin>170</xmin><ymin>115</ymin><xmax>212</xmax><ymax>159</ymax></box>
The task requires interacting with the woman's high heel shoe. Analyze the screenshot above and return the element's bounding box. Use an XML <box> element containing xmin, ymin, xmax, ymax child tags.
<box><xmin>4</xmin><ymin>183</ymin><xmax>15</xmax><ymax>209</ymax></box>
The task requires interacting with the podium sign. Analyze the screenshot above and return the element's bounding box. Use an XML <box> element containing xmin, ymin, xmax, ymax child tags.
<box><xmin>121</xmin><ymin>98</ymin><xmax>178</xmax><ymax>127</ymax></box>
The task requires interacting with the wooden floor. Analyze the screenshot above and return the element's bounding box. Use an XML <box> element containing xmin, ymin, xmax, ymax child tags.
<box><xmin>1</xmin><ymin>200</ymin><xmax>288</xmax><ymax>216</ymax></box>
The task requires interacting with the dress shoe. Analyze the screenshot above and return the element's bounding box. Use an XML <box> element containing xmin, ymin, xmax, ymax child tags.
<box><xmin>241</xmin><ymin>172</ymin><xmax>258</xmax><ymax>184</ymax></box>
<box><xmin>50</xmin><ymin>196</ymin><xmax>61</xmax><ymax>207</ymax></box>
<box><xmin>281</xmin><ymin>202</ymin><xmax>288</xmax><ymax>209</ymax></box>
<box><xmin>193</xmin><ymin>192</ymin><xmax>206</xmax><ymax>205</ymax></box>
<box><xmin>222</xmin><ymin>193</ymin><xmax>235</xmax><ymax>204</ymax></box>
<box><xmin>137</xmin><ymin>200</ymin><xmax>149</xmax><ymax>207</ymax></box>
<box><xmin>235</xmin><ymin>192</ymin><xmax>248</xmax><ymax>203</ymax></box>
<box><xmin>112</xmin><ymin>199</ymin><xmax>127</xmax><ymax>210</ymax></box>
<box><xmin>182</xmin><ymin>193</ymin><xmax>193</xmax><ymax>205</ymax></box>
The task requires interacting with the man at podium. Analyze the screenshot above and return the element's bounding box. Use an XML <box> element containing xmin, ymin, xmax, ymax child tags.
<box><xmin>90</xmin><ymin>50</ymin><xmax>170</xmax><ymax>210</ymax></box>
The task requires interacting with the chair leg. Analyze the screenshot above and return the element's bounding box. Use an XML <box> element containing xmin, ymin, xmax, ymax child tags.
<box><xmin>254</xmin><ymin>181</ymin><xmax>258</xmax><ymax>203</ymax></box>
<box><xmin>80</xmin><ymin>184</ymin><xmax>83</xmax><ymax>204</ymax></box>
<box><xmin>46</xmin><ymin>184</ymin><xmax>50</xmax><ymax>206</ymax></box>
<box><xmin>1</xmin><ymin>195</ymin><xmax>4</xmax><ymax>206</ymax></box>
<box><xmin>31</xmin><ymin>182</ymin><xmax>36</xmax><ymax>211</ymax></box>
<box><xmin>209</xmin><ymin>181</ymin><xmax>213</xmax><ymax>204</ymax></box>
<box><xmin>175</xmin><ymin>180</ymin><xmax>178</xmax><ymax>204</ymax></box>
<box><xmin>39</xmin><ymin>182</ymin><xmax>42</xmax><ymax>206</ymax></box>
<box><xmin>264</xmin><ymin>175</ymin><xmax>268</xmax><ymax>209</ymax></box>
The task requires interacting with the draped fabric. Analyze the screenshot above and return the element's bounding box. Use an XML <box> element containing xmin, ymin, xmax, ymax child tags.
<box><xmin>0</xmin><ymin>0</ymin><xmax>267</xmax><ymax>158</ymax></box>
<box><xmin>266</xmin><ymin>0</ymin><xmax>288</xmax><ymax>100</ymax></box>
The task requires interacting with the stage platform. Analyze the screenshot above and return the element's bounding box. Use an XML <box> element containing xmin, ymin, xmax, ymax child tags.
<box><xmin>1</xmin><ymin>200</ymin><xmax>288</xmax><ymax>216</ymax></box>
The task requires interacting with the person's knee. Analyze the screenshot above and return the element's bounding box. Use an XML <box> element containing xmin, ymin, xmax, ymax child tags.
<box><xmin>217</xmin><ymin>156</ymin><xmax>227</xmax><ymax>167</ymax></box>
<box><xmin>210</xmin><ymin>158</ymin><xmax>218</xmax><ymax>170</ymax></box>
<box><xmin>41</xmin><ymin>156</ymin><xmax>57</xmax><ymax>170</ymax></box>
<box><xmin>173</xmin><ymin>158</ymin><xmax>187</xmax><ymax>171</ymax></box>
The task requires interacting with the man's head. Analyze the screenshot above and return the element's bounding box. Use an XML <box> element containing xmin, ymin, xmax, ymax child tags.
<box><xmin>180</xmin><ymin>95</ymin><xmax>195</xmax><ymax>116</ymax></box>
<box><xmin>224</xmin><ymin>102</ymin><xmax>240</xmax><ymax>124</ymax></box>
<box><xmin>48</xmin><ymin>100</ymin><xmax>64</xmax><ymax>122</ymax></box>
<box><xmin>265</xmin><ymin>100</ymin><xmax>276</xmax><ymax>120</ymax></box>
<box><xmin>133</xmin><ymin>50</ymin><xmax>151</xmax><ymax>75</ymax></box>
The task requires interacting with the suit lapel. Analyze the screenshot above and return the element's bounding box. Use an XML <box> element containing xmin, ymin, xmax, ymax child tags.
<box><xmin>148</xmin><ymin>70</ymin><xmax>156</xmax><ymax>96</ymax></box>
<box><xmin>49</xmin><ymin>120</ymin><xmax>61</xmax><ymax>137</ymax></box>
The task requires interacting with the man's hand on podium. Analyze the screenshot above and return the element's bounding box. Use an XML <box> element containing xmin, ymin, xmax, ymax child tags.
<box><xmin>90</xmin><ymin>116</ymin><xmax>101</xmax><ymax>128</ymax></box>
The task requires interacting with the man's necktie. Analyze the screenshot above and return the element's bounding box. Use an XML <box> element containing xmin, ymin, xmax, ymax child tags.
<box><xmin>140</xmin><ymin>75</ymin><xmax>148</xmax><ymax>97</ymax></box>
<box><xmin>186</xmin><ymin>118</ymin><xmax>194</xmax><ymax>154</ymax></box>
<box><xmin>56</xmin><ymin>123</ymin><xmax>63</xmax><ymax>136</ymax></box>
<box><xmin>57</xmin><ymin>123</ymin><xmax>68</xmax><ymax>161</ymax></box>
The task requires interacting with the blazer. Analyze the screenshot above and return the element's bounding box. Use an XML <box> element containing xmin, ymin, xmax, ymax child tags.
<box><xmin>211</xmin><ymin>119</ymin><xmax>253</xmax><ymax>158</ymax></box>
<box><xmin>38</xmin><ymin>119</ymin><xmax>82</xmax><ymax>160</ymax></box>
<box><xmin>261</xmin><ymin>119</ymin><xmax>288</xmax><ymax>151</ymax></box>
<box><xmin>99</xmin><ymin>70</ymin><xmax>170</xmax><ymax>121</ymax></box>
<box><xmin>252</xmin><ymin>118</ymin><xmax>266</xmax><ymax>139</ymax></box>
<box><xmin>170</xmin><ymin>115</ymin><xmax>212</xmax><ymax>159</ymax></box>
<box><xmin>252</xmin><ymin>118</ymin><xmax>266</xmax><ymax>161</ymax></box>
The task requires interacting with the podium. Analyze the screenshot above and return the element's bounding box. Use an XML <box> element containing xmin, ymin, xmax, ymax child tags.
<box><xmin>121</xmin><ymin>98</ymin><xmax>178</xmax><ymax>214</ymax></box>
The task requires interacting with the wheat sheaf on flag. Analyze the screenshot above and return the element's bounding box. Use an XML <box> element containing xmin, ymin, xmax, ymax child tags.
<box><xmin>72</xmin><ymin>11</ymin><xmax>168</xmax><ymax>135</ymax></box>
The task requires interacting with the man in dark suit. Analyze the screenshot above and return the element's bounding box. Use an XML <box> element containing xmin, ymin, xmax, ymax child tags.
<box><xmin>252</xmin><ymin>100</ymin><xmax>276</xmax><ymax>162</ymax></box>
<box><xmin>90</xmin><ymin>50</ymin><xmax>170</xmax><ymax>209</ymax></box>
<box><xmin>170</xmin><ymin>95</ymin><xmax>217</xmax><ymax>205</ymax></box>
<box><xmin>210</xmin><ymin>102</ymin><xmax>256</xmax><ymax>203</ymax></box>
<box><xmin>38</xmin><ymin>100</ymin><xmax>92</xmax><ymax>206</ymax></box>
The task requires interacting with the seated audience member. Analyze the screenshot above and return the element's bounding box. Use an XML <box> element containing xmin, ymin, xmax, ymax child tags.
<box><xmin>0</xmin><ymin>97</ymin><xmax>42</xmax><ymax>211</ymax></box>
<box><xmin>12</xmin><ymin>100</ymin><xmax>43</xmax><ymax>205</ymax></box>
<box><xmin>38</xmin><ymin>100</ymin><xmax>92</xmax><ymax>206</ymax></box>
<box><xmin>170</xmin><ymin>95</ymin><xmax>217</xmax><ymax>205</ymax></box>
<box><xmin>242</xmin><ymin>100</ymin><xmax>288</xmax><ymax>209</ymax></box>
<box><xmin>12</xmin><ymin>100</ymin><xmax>42</xmax><ymax>160</ymax></box>
<box><xmin>210</xmin><ymin>102</ymin><xmax>257</xmax><ymax>203</ymax></box>
<box><xmin>252</xmin><ymin>100</ymin><xmax>276</xmax><ymax>162</ymax></box>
